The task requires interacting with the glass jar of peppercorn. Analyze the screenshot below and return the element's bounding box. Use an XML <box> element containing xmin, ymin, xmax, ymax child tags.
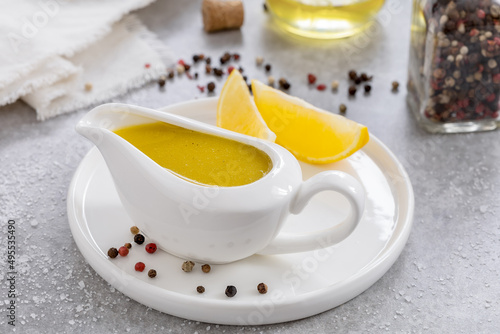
<box><xmin>407</xmin><ymin>0</ymin><xmax>500</xmax><ymax>133</ymax></box>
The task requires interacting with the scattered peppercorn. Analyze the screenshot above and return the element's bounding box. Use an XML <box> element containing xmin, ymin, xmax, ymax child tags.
<box><xmin>130</xmin><ymin>226</ymin><xmax>140</xmax><ymax>235</ymax></box>
<box><xmin>158</xmin><ymin>75</ymin><xmax>166</xmax><ymax>87</ymax></box>
<box><xmin>279</xmin><ymin>78</ymin><xmax>290</xmax><ymax>90</ymax></box>
<box><xmin>392</xmin><ymin>81</ymin><xmax>399</xmax><ymax>92</ymax></box>
<box><xmin>228</xmin><ymin>66</ymin><xmax>235</xmax><ymax>74</ymax></box>
<box><xmin>242</xmin><ymin>75</ymin><xmax>248</xmax><ymax>82</ymax></box>
<box><xmin>339</xmin><ymin>104</ymin><xmax>347</xmax><ymax>114</ymax></box>
<box><xmin>264</xmin><ymin>64</ymin><xmax>271</xmax><ymax>72</ymax></box>
<box><xmin>84</xmin><ymin>83</ymin><xmax>93</xmax><ymax>91</ymax></box>
<box><xmin>194</xmin><ymin>72</ymin><xmax>199</xmax><ymax>79</ymax></box>
<box><xmin>118</xmin><ymin>246</ymin><xmax>129</xmax><ymax>257</ymax></box>
<box><xmin>316</xmin><ymin>84</ymin><xmax>326</xmax><ymax>91</ymax></box>
<box><xmin>205</xmin><ymin>65</ymin><xmax>212</xmax><ymax>74</ymax></box>
<box><xmin>238</xmin><ymin>66</ymin><xmax>244</xmax><ymax>73</ymax></box>
<box><xmin>201</xmin><ymin>264</ymin><xmax>211</xmax><ymax>273</ymax></box>
<box><xmin>267</xmin><ymin>76</ymin><xmax>275</xmax><ymax>85</ymax></box>
<box><xmin>197</xmin><ymin>286</ymin><xmax>205</xmax><ymax>294</ymax></box>
<box><xmin>144</xmin><ymin>63</ymin><xmax>151</xmax><ymax>69</ymax></box>
<box><xmin>197</xmin><ymin>85</ymin><xmax>205</xmax><ymax>93</ymax></box>
<box><xmin>135</xmin><ymin>262</ymin><xmax>145</xmax><ymax>272</ymax></box>
<box><xmin>124</xmin><ymin>242</ymin><xmax>132</xmax><ymax>249</ymax></box>
<box><xmin>364</xmin><ymin>84</ymin><xmax>372</xmax><ymax>93</ymax></box>
<box><xmin>182</xmin><ymin>261</ymin><xmax>195</xmax><ymax>272</ymax></box>
<box><xmin>148</xmin><ymin>269</ymin><xmax>157</xmax><ymax>278</ymax></box>
<box><xmin>167</xmin><ymin>69</ymin><xmax>174</xmax><ymax>79</ymax></box>
<box><xmin>331</xmin><ymin>80</ymin><xmax>339</xmax><ymax>91</ymax></box>
<box><xmin>193</xmin><ymin>54</ymin><xmax>200</xmax><ymax>63</ymax></box>
<box><xmin>257</xmin><ymin>283</ymin><xmax>268</xmax><ymax>294</ymax></box>
<box><xmin>205</xmin><ymin>57</ymin><xmax>211</xmax><ymax>65</ymax></box>
<box><xmin>207</xmin><ymin>82</ymin><xmax>216</xmax><ymax>93</ymax></box>
<box><xmin>176</xmin><ymin>64</ymin><xmax>185</xmax><ymax>74</ymax></box>
<box><xmin>225</xmin><ymin>285</ymin><xmax>237</xmax><ymax>297</ymax></box>
<box><xmin>256</xmin><ymin>56</ymin><xmax>264</xmax><ymax>66</ymax></box>
<box><xmin>348</xmin><ymin>85</ymin><xmax>357</xmax><ymax>96</ymax></box>
<box><xmin>354</xmin><ymin>77</ymin><xmax>362</xmax><ymax>85</ymax></box>
<box><xmin>184</xmin><ymin>64</ymin><xmax>191</xmax><ymax>71</ymax></box>
<box><xmin>360</xmin><ymin>73</ymin><xmax>372</xmax><ymax>82</ymax></box>
<box><xmin>134</xmin><ymin>234</ymin><xmax>145</xmax><ymax>245</ymax></box>
<box><xmin>107</xmin><ymin>247</ymin><xmax>118</xmax><ymax>258</ymax></box>
<box><xmin>145</xmin><ymin>243</ymin><xmax>157</xmax><ymax>254</ymax></box>
<box><xmin>213</xmin><ymin>68</ymin><xmax>224</xmax><ymax>77</ymax></box>
<box><xmin>348</xmin><ymin>70</ymin><xmax>358</xmax><ymax>81</ymax></box>
<box><xmin>307</xmin><ymin>74</ymin><xmax>317</xmax><ymax>84</ymax></box>
<box><xmin>233</xmin><ymin>53</ymin><xmax>240</xmax><ymax>60</ymax></box>
<box><xmin>220</xmin><ymin>52</ymin><xmax>231</xmax><ymax>64</ymax></box>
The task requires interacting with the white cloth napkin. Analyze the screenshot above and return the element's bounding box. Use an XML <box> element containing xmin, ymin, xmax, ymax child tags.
<box><xmin>0</xmin><ymin>0</ymin><xmax>174</xmax><ymax>120</ymax></box>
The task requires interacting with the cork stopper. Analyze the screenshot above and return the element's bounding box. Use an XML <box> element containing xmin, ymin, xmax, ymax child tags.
<box><xmin>202</xmin><ymin>0</ymin><xmax>244</xmax><ymax>33</ymax></box>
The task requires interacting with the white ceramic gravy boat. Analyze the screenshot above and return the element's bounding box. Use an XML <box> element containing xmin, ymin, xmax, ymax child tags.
<box><xmin>76</xmin><ymin>103</ymin><xmax>365</xmax><ymax>264</ymax></box>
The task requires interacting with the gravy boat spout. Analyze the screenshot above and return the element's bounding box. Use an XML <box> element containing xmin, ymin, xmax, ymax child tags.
<box><xmin>76</xmin><ymin>102</ymin><xmax>365</xmax><ymax>264</ymax></box>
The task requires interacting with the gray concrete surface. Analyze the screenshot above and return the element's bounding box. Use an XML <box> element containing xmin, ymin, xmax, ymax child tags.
<box><xmin>1</xmin><ymin>0</ymin><xmax>499</xmax><ymax>333</ymax></box>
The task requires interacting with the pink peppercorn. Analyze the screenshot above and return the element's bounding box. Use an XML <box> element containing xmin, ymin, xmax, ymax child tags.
<box><xmin>135</xmin><ymin>262</ymin><xmax>146</xmax><ymax>272</ymax></box>
<box><xmin>144</xmin><ymin>63</ymin><xmax>151</xmax><ymax>69</ymax></box>
<box><xmin>145</xmin><ymin>243</ymin><xmax>157</xmax><ymax>254</ymax></box>
<box><xmin>118</xmin><ymin>246</ymin><xmax>129</xmax><ymax>257</ymax></box>
<box><xmin>316</xmin><ymin>84</ymin><xmax>326</xmax><ymax>91</ymax></box>
<box><xmin>307</xmin><ymin>74</ymin><xmax>317</xmax><ymax>84</ymax></box>
<box><xmin>477</xmin><ymin>9</ymin><xmax>485</xmax><ymax>19</ymax></box>
<box><xmin>228</xmin><ymin>66</ymin><xmax>235</xmax><ymax>74</ymax></box>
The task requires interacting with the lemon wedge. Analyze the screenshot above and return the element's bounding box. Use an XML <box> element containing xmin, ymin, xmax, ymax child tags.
<box><xmin>251</xmin><ymin>79</ymin><xmax>369</xmax><ymax>164</ymax></box>
<box><xmin>217</xmin><ymin>71</ymin><xmax>276</xmax><ymax>142</ymax></box>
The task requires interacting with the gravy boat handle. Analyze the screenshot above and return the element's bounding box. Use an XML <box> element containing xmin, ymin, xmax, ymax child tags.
<box><xmin>258</xmin><ymin>171</ymin><xmax>365</xmax><ymax>255</ymax></box>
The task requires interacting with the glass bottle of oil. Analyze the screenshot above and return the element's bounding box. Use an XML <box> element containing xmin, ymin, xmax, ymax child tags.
<box><xmin>265</xmin><ymin>0</ymin><xmax>386</xmax><ymax>39</ymax></box>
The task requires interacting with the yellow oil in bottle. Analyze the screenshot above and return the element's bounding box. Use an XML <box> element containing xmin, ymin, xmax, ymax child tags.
<box><xmin>266</xmin><ymin>0</ymin><xmax>385</xmax><ymax>39</ymax></box>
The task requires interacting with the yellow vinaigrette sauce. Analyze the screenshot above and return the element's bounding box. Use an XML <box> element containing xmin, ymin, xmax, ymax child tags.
<box><xmin>114</xmin><ymin>122</ymin><xmax>273</xmax><ymax>187</ymax></box>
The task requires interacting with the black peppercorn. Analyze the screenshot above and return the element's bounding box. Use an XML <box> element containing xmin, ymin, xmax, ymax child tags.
<box><xmin>264</xmin><ymin>64</ymin><xmax>271</xmax><ymax>72</ymax></box>
<box><xmin>354</xmin><ymin>77</ymin><xmax>362</xmax><ymax>85</ymax></box>
<box><xmin>158</xmin><ymin>75</ymin><xmax>166</xmax><ymax>87</ymax></box>
<box><xmin>348</xmin><ymin>85</ymin><xmax>357</xmax><ymax>96</ymax></box>
<box><xmin>193</xmin><ymin>54</ymin><xmax>200</xmax><ymax>63</ymax></box>
<box><xmin>197</xmin><ymin>286</ymin><xmax>205</xmax><ymax>294</ymax></box>
<box><xmin>225</xmin><ymin>285</ymin><xmax>237</xmax><ymax>297</ymax></box>
<box><xmin>213</xmin><ymin>68</ymin><xmax>223</xmax><ymax>77</ymax></box>
<box><xmin>107</xmin><ymin>247</ymin><xmax>118</xmax><ymax>258</ymax></box>
<box><xmin>360</xmin><ymin>73</ymin><xmax>372</xmax><ymax>81</ymax></box>
<box><xmin>257</xmin><ymin>283</ymin><xmax>268</xmax><ymax>294</ymax></box>
<box><xmin>207</xmin><ymin>82</ymin><xmax>216</xmax><ymax>93</ymax></box>
<box><xmin>392</xmin><ymin>81</ymin><xmax>399</xmax><ymax>91</ymax></box>
<box><xmin>148</xmin><ymin>269</ymin><xmax>157</xmax><ymax>278</ymax></box>
<box><xmin>167</xmin><ymin>69</ymin><xmax>174</xmax><ymax>79</ymax></box>
<box><xmin>134</xmin><ymin>234</ymin><xmax>145</xmax><ymax>245</ymax></box>
<box><xmin>339</xmin><ymin>104</ymin><xmax>347</xmax><ymax>114</ymax></box>
<box><xmin>348</xmin><ymin>70</ymin><xmax>357</xmax><ymax>81</ymax></box>
<box><xmin>364</xmin><ymin>84</ymin><xmax>372</xmax><ymax>93</ymax></box>
<box><xmin>205</xmin><ymin>57</ymin><xmax>211</xmax><ymax>65</ymax></box>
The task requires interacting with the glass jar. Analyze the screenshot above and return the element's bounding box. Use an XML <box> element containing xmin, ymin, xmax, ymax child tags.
<box><xmin>265</xmin><ymin>0</ymin><xmax>386</xmax><ymax>39</ymax></box>
<box><xmin>408</xmin><ymin>0</ymin><xmax>500</xmax><ymax>133</ymax></box>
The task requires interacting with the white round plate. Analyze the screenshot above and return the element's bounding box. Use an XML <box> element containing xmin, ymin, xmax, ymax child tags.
<box><xmin>67</xmin><ymin>97</ymin><xmax>414</xmax><ymax>325</ymax></box>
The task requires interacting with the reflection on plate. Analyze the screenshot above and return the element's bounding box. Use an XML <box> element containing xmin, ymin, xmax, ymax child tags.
<box><xmin>67</xmin><ymin>97</ymin><xmax>414</xmax><ymax>325</ymax></box>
